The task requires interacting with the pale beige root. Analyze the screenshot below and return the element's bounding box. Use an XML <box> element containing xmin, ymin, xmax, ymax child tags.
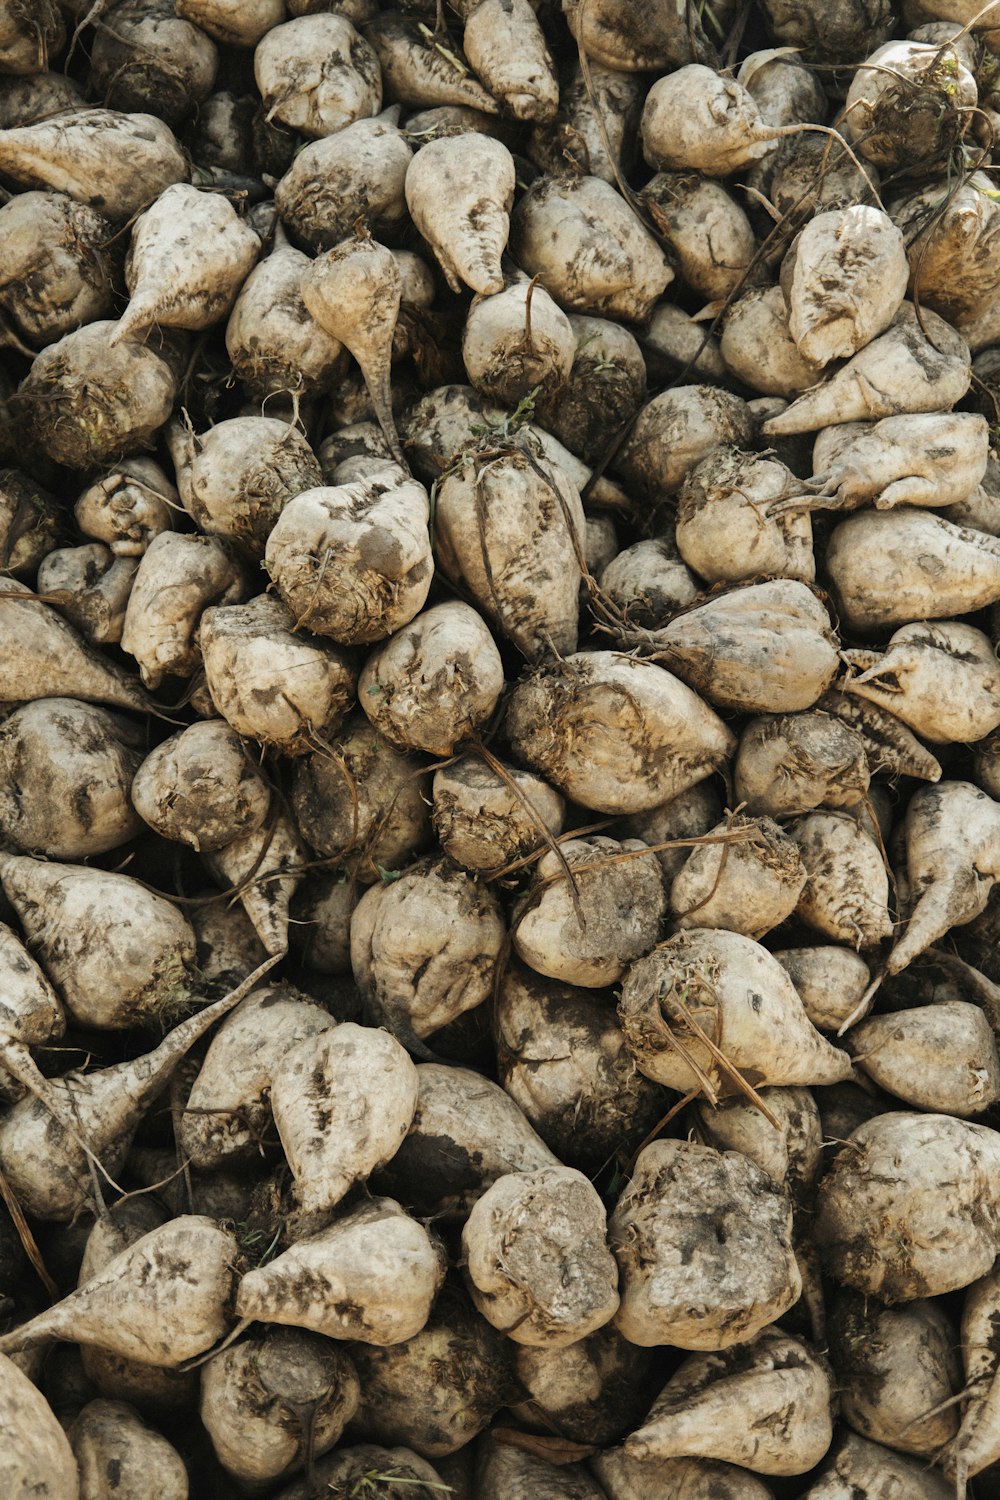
<box><xmin>366</xmin><ymin>11</ymin><xmax>499</xmax><ymax>112</ymax></box>
<box><xmin>374</xmin><ymin>1062</ymin><xmax>559</xmax><ymax>1218</ymax></box>
<box><xmin>69</xmin><ymin>1399</ymin><xmax>188</xmax><ymax>1500</ymax></box>
<box><xmin>432</xmin><ymin>755</ymin><xmax>564</xmax><ymax>871</ymax></box>
<box><xmin>179</xmin><ymin>983</ymin><xmax>334</xmax><ymax>1168</ymax></box>
<box><xmin>319</xmin><ymin>421</ymin><xmax>397</xmax><ymax>486</ymax></box>
<box><xmin>841</xmin><ymin>39</ymin><xmax>977</xmax><ymax>170</ymax></box>
<box><xmin>826</xmin><ymin>1289</ymin><xmax>960</xmax><ymax>1457</ymax></box>
<box><xmin>112</xmin><ymin>185</ymin><xmax>259</xmax><ymax>346</ymax></box>
<box><xmin>75</xmin><ymin>458</ymin><xmax>177</xmax><ymax>558</ymax></box>
<box><xmin>535</xmin><ymin>314</ymin><xmax>646</xmax><ymax>466</ymax></box>
<box><xmin>0</xmin><ymin>191</ymin><xmax>115</xmax><ymax>349</ymax></box>
<box><xmin>289</xmin><ymin>713</ymin><xmax>431</xmax><ymax>879</ymax></box>
<box><xmin>619</xmin><ymin>927</ymin><xmax>853</xmax><ymax>1093</ymax></box>
<box><xmin>265</xmin><ymin>473</ymin><xmax>432</xmax><ymax>645</ymax></box>
<box><xmin>0</xmin><ymin>698</ymin><xmax>142</xmax><ymax>858</ymax></box>
<box><xmin>513</xmin><ymin>836</ymin><xmax>666</xmax><ymax>987</ymax></box>
<box><xmin>400</xmin><ymin>383</ymin><xmax>506</xmax><ymax>482</ymax></box>
<box><xmin>761</xmin><ymin>306</ymin><xmax>971</xmax><ymax>437</ymax></box>
<box><xmin>270</xmin><ymin>1022</ymin><xmax>418</xmax><ymax>1223</ymax></box>
<box><xmin>739</xmin><ymin>46</ymin><xmax>826</xmax><ymax>137</ymax></box>
<box><xmin>782</xmin><ymin>206</ymin><xmax>908</xmax><ymax>366</ymax></box>
<box><xmin>276</xmin><ymin>1444</ymin><xmax>448</xmax><ymax>1500</ymax></box>
<box><xmin>592</xmin><ymin>1449</ymin><xmax>776</xmax><ymax>1500</ymax></box>
<box><xmin>301</xmin><ymin>235</ymin><xmax>406</xmax><ymax>463</ymax></box>
<box><xmin>177</xmin><ymin>0</ymin><xmax>283</xmax><ymax>45</ymax></box>
<box><xmin>200</xmin><ymin>593</ymin><xmax>356</xmax><ymax>752</ymax></box>
<box><xmin>511</xmin><ymin>173</ymin><xmax>672</xmax><ymax>322</ymax></box>
<box><xmin>0</xmin><ymin>853</ymin><xmax>196</xmax><ymax>1029</ymax></box>
<box><xmin>349</xmin><ymin>1290</ymin><xmax>517</xmax><ymax>1457</ymax></box>
<box><xmin>693</xmin><ymin>1086</ymin><xmax>822</xmax><ymax>1205</ymax></box>
<box><xmin>509</xmin><ymin>1325</ymin><xmax>655</xmax><ymax>1446</ymax></box>
<box><xmin>643</xmin><ymin>65</ymin><xmax>778</xmax><ymax>176</ymax></box>
<box><xmin>130</xmin><ymin>719</ymin><xmax>270</xmax><ymax>852</ymax></box>
<box><xmin>0</xmin><ymin>108</ymin><xmax>186</xmax><ymax>220</ymax></box>
<box><xmin>639</xmin><ymin>303</ymin><xmax>728</xmax><ymax>385</ymax></box>
<box><xmin>0</xmin><ymin>72</ymin><xmax>84</xmax><ymax>127</ymax></box>
<box><xmin>0</xmin><ymin>918</ymin><xmax>65</xmax><ymax>1094</ymax></box>
<box><xmin>462</xmin><ymin>276</ymin><xmax>574</xmax><ymax>408</ymax></box>
<box><xmin>0</xmin><ymin>1216</ymin><xmax>237</xmax><ymax>1364</ymax></box>
<box><xmin>495</xmin><ymin>961</ymin><xmax>670</xmax><ymax>1171</ymax></box>
<box><xmin>87</xmin><ymin>0</ymin><xmax>218</xmax><ymax>125</ymax></box>
<box><xmin>0</xmin><ymin>0</ymin><xmax>64</xmax><ymax>73</ymax></box>
<box><xmin>121</xmin><ymin>532</ymin><xmax>249</xmax><ymax>690</ymax></box>
<box><xmin>789</xmin><ymin>810</ymin><xmax>893</xmax><ymax>949</ymax></box>
<box><xmin>816</xmin><ymin>1110</ymin><xmax>1000</xmax><ymax>1300</ymax></box>
<box><xmin>843</xmin><ymin>621</ymin><xmax>1000</xmax><ymax>744</ymax></box>
<box><xmin>773</xmin><ymin>947</ymin><xmax>872</xmax><ymax>1032</ymax></box>
<box><xmin>720</xmin><ymin>285</ymin><xmax>823</xmax><ymax>396</ymax></box>
<box><xmin>654</xmin><ymin>579</ymin><xmax>840</xmax><ymax>715</ymax></box>
<box><xmin>236</xmin><ymin>1197</ymin><xmax>446</xmax><ymax>1345</ymax></box>
<box><xmin>460</xmin><ymin>0</ymin><xmax>558</xmax><ymax>119</ymax></box>
<box><xmin>623</xmin><ymin>781</ymin><xmax>724</xmax><ymax>885</ymax></box>
<box><xmin>254</xmin><ymin>14</ymin><xmax>380</xmax><ymax>137</ymax></box>
<box><xmin>19</xmin><ymin>317</ymin><xmax>180</xmax><ymax>470</ymax></box>
<box><xmin>461</xmin><ymin>1165</ymin><xmax>619</xmax><ymax>1347</ymax></box>
<box><xmin>641</xmin><ymin>172</ymin><xmax>756</xmax><ymax>302</ymax></box>
<box><xmin>357</xmin><ymin>600</ymin><xmax>504</xmax><ymax>756</ymax></box>
<box><xmin>675</xmin><ymin>448</ymin><xmax>814</xmax><ymax>586</ymax></box>
<box><xmin>476</xmin><ymin>1434</ymin><xmax>607</xmax><ymax>1498</ymax></box>
<box><xmin>889</xmin><ymin>171</ymin><xmax>1000</xmax><ymax>325</ymax></box>
<box><xmin>505</xmin><ymin>651</ymin><xmax>735</xmax><ymax>816</ymax></box>
<box><xmin>405</xmin><ymin>133</ymin><xmax>513</xmax><ymax>297</ymax></box>
<box><xmin>0</xmin><ymin>1352</ymin><xmax>79</xmax><ymax>1498</ymax></box>
<box><xmin>433</xmin><ymin>444</ymin><xmax>584</xmax><ymax>660</ymax></box>
<box><xmin>623</xmin><ymin>1329</ymin><xmax>833</xmax><ymax>1474</ymax></box>
<box><xmin>528</xmin><ymin>59</ymin><xmax>644</xmax><ymax>184</ymax></box>
<box><xmin>36</xmin><ymin>544</ymin><xmax>137</xmax><ymax>646</ymax></box>
<box><xmin>199</xmin><ymin>1328</ymin><xmax>359</xmax><ymax>1485</ymax></box>
<box><xmin>598</xmin><ymin>536</ymin><xmax>699</xmax><ymax>629</ymax></box>
<box><xmin>274</xmin><ymin>109</ymin><xmax>412</xmax><ymax>253</ymax></box>
<box><xmin>290</xmin><ymin>872</ymin><xmax>356</xmax><ymax>974</ymax></box>
<box><xmin>0</xmin><ymin>469</ymin><xmax>59</xmax><ymax>577</ymax></box>
<box><xmin>350</xmin><ymin>855</ymin><xmax>505</xmax><ymax>1041</ymax></box>
<box><xmin>609</xmin><ymin>1141</ymin><xmax>801</xmax><ymax>1350</ymax></box>
<box><xmin>203</xmin><ymin>812</ymin><xmax>306</xmax><ymax>956</ymax></box>
<box><xmin>225</xmin><ymin>233</ymin><xmax>346</xmax><ymax>402</ymax></box>
<box><xmin>561</xmin><ymin>0</ymin><xmax>717</xmax><ymax>70</ymax></box>
<box><xmin>942</xmin><ymin>1262</ymin><xmax>1000</xmax><ymax>1486</ymax></box>
<box><xmin>889</xmin><ymin>780</ymin><xmax>1000</xmax><ymax>979</ymax></box>
<box><xmin>167</xmin><ymin>414</ymin><xmax>322</xmax><ymax>556</ymax></box>
<box><xmin>815</xmin><ymin>687</ymin><xmax>942</xmax><ymax>782</ymax></box>
<box><xmin>801</xmin><ymin>1431</ymin><xmax>951</xmax><ymax>1499</ymax></box>
<box><xmin>733</xmin><ymin>713</ymin><xmax>869</xmax><ymax>819</ymax></box>
<box><xmin>669</xmin><ymin>814</ymin><xmax>805</xmax><ymax>940</ymax></box>
<box><xmin>616</xmin><ymin>385</ymin><xmax>754</xmax><ymax>502</ymax></box>
<box><xmin>0</xmin><ymin>958</ymin><xmax>279</xmax><ymax>1219</ymax></box>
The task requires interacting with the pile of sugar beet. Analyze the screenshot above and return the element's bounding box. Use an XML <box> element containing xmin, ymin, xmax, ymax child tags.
<box><xmin>15</xmin><ymin>0</ymin><xmax>1000</xmax><ymax>1496</ymax></box>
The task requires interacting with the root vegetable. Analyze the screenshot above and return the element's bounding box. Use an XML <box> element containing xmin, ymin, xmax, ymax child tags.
<box><xmin>762</xmin><ymin>304</ymin><xmax>971</xmax><ymax>436</ymax></box>
<box><xmin>0</xmin><ymin>1352</ymin><xmax>79</xmax><ymax>1498</ymax></box>
<box><xmin>366</xmin><ymin>12</ymin><xmax>499</xmax><ymax>113</ymax></box>
<box><xmin>0</xmin><ymin>109</ymin><xmax>186</xmax><ymax>220</ymax></box>
<box><xmin>74</xmin><ymin>458</ymin><xmax>176</xmax><ymax>558</ymax></box>
<box><xmin>200</xmin><ymin>592</ymin><xmax>357</xmax><ymax>752</ymax></box>
<box><xmin>816</xmin><ymin>686</ymin><xmax>942</xmax><ymax>781</ymax></box>
<box><xmin>774</xmin><ymin>946</ymin><xmax>872</xmax><ymax>1032</ymax></box>
<box><xmin>476</xmin><ymin>1436</ymin><xmax>606</xmax><ymax>1498</ymax></box>
<box><xmin>561</xmin><ymin>0</ymin><xmax>718</xmax><ymax>70</ymax></box>
<box><xmin>0</xmin><ymin>192</ymin><xmax>116</xmax><ymax>351</ymax></box>
<box><xmin>19</xmin><ymin>318</ymin><xmax>181</xmax><ymax>471</ymax></box>
<box><xmin>642</xmin><ymin>172</ymin><xmax>757</xmax><ymax>302</ymax></box>
<box><xmin>405</xmin><ymin>133</ymin><xmax>513</xmax><ymax>297</ymax></box>
<box><xmin>610</xmin><ymin>1142</ymin><xmax>802</xmax><ymax>1350</ymax></box>
<box><xmin>462</xmin><ymin>1165</ymin><xmax>620</xmax><ymax>1347</ymax></box>
<box><xmin>270</xmin><ymin>1022</ymin><xmax>418</xmax><ymax>1225</ymax></box>
<box><xmin>254</xmin><ymin>15</ymin><xmax>381</xmax><ymax>138</ymax></box>
<box><xmin>616</xmin><ymin>386</ymin><xmax>754</xmax><ymax>502</ymax></box>
<box><xmin>131</xmin><ymin>719</ymin><xmax>270</xmax><ymax>852</ymax></box>
<box><xmin>790</xmin><ymin>810</ymin><xmax>893</xmax><ymax>949</ymax></box>
<box><xmin>641</xmin><ymin>65</ymin><xmax>779</xmax><ymax>176</ymax></box>
<box><xmin>599</xmin><ymin>535</ymin><xmax>699</xmax><ymax>628</ymax></box>
<box><xmin>593</xmin><ymin>1450</ymin><xmax>776</xmax><ymax>1500</ymax></box>
<box><xmin>720</xmin><ymin>285</ymin><xmax>823</xmax><ymax>396</ymax></box>
<box><xmin>274</xmin><ymin>110</ymin><xmax>413</xmax><ymax>254</ymax></box>
<box><xmin>121</xmin><ymin>532</ymin><xmax>249</xmax><ymax>689</ymax></box>
<box><xmin>88</xmin><ymin>0</ymin><xmax>218</xmax><ymax>126</ymax></box>
<box><xmin>351</xmin><ymin>855</ymin><xmax>505</xmax><ymax>1045</ymax></box>
<box><xmin>69</xmin><ymin>1399</ymin><xmax>188</xmax><ymax>1500</ymax></box>
<box><xmin>203</xmin><ymin>811</ymin><xmax>306</xmax><ymax>956</ymax></box>
<box><xmin>618</xmin><ymin>927</ymin><xmax>853</xmax><ymax>1094</ymax></box>
<box><xmin>815</xmin><ymin>1110</ymin><xmax>1000</xmax><ymax>1300</ymax></box>
<box><xmin>693</xmin><ymin>1085</ymin><xmax>822</xmax><ymax>1206</ymax></box>
<box><xmin>843</xmin><ymin>620</ymin><xmax>1000</xmax><ymax>743</ymax></box>
<box><xmin>0</xmin><ymin>1216</ymin><xmax>237</xmax><ymax>1366</ymax></box>
<box><xmin>801</xmin><ymin>1431</ymin><xmax>952</xmax><ymax>1499</ymax></box>
<box><xmin>275</xmin><ymin>1444</ymin><xmax>447</xmax><ymax>1500</ymax></box>
<box><xmin>506</xmin><ymin>651</ymin><xmax>735</xmax><ymax>816</ymax></box>
<box><xmin>199</xmin><ymin>1329</ymin><xmax>359</xmax><ymax>1485</ymax></box>
<box><xmin>460</xmin><ymin>0</ymin><xmax>558</xmax><ymax>120</ymax></box>
<box><xmin>528</xmin><ymin>60</ymin><xmax>644</xmax><ymax>184</ymax></box>
<box><xmin>733</xmin><ymin>712</ymin><xmax>868</xmax><ymax>818</ymax></box>
<box><xmin>669</xmin><ymin>814</ymin><xmax>806</xmax><ymax>938</ymax></box>
<box><xmin>510</xmin><ymin>1325</ymin><xmax>656</xmax><ymax>1447</ymax></box>
<box><xmin>841</xmin><ymin>39</ymin><xmax>977</xmax><ymax>171</ymax></box>
<box><xmin>265</xmin><ymin>472</ymin><xmax>433</xmax><ymax>644</ymax></box>
<box><xmin>535</xmin><ymin>314</ymin><xmax>646</xmax><ymax>465</ymax></box>
<box><xmin>37</xmin><ymin>545</ymin><xmax>137</xmax><ymax>646</ymax></box>
<box><xmin>942</xmin><ymin>1263</ymin><xmax>1000</xmax><ymax>1487</ymax></box>
<box><xmin>235</xmin><ymin>1196</ymin><xmax>446</xmax><ymax>1345</ymax></box>
<box><xmin>462</xmin><ymin>276</ymin><xmax>574</xmax><ymax>408</ymax></box>
<box><xmin>623</xmin><ymin>1329</ymin><xmax>834</xmax><ymax>1473</ymax></box>
<box><xmin>432</xmin><ymin>755</ymin><xmax>564</xmax><ymax>871</ymax></box>
<box><xmin>675</xmin><ymin>448</ymin><xmax>815</xmax><ymax>585</ymax></box>
<box><xmin>623</xmin><ymin>781</ymin><xmax>724</xmax><ymax>884</ymax></box>
<box><xmin>357</xmin><ymin>600</ymin><xmax>504</xmax><ymax>756</ymax></box>
<box><xmin>511</xmin><ymin>174</ymin><xmax>672</xmax><ymax>322</ymax></box>
<box><xmin>892</xmin><ymin>170</ymin><xmax>1000</xmax><ymax>325</ymax></box>
<box><xmin>177</xmin><ymin>0</ymin><xmax>283</xmax><ymax>46</ymax></box>
<box><xmin>782</xmin><ymin>206</ymin><xmax>908</xmax><ymax>365</ymax></box>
